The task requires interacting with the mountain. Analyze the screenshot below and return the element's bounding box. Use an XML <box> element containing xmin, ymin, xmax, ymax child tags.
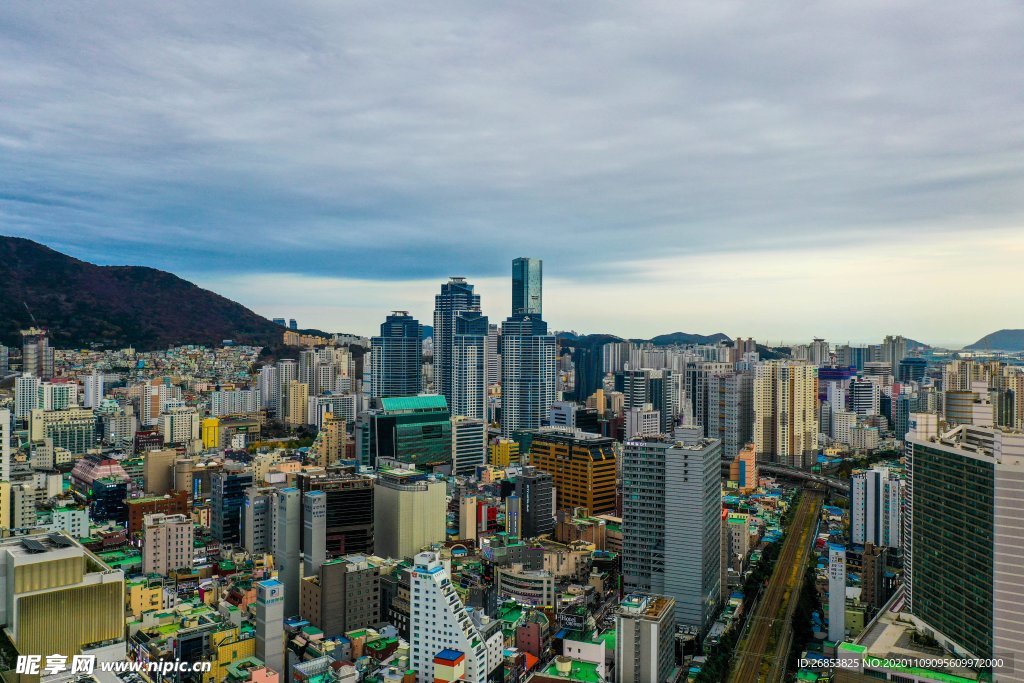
<box><xmin>0</xmin><ymin>236</ymin><xmax>285</xmax><ymax>350</ymax></box>
<box><xmin>964</xmin><ymin>329</ymin><xmax>1024</xmax><ymax>351</ymax></box>
<box><xmin>648</xmin><ymin>331</ymin><xmax>731</xmax><ymax>346</ymax></box>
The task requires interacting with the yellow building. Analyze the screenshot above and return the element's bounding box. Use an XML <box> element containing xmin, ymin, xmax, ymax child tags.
<box><xmin>0</xmin><ymin>481</ymin><xmax>10</xmax><ymax>530</ymax></box>
<box><xmin>286</xmin><ymin>380</ymin><xmax>309</xmax><ymax>426</ymax></box>
<box><xmin>490</xmin><ymin>438</ymin><xmax>520</xmax><ymax>467</ymax></box>
<box><xmin>205</xmin><ymin>623</ymin><xmax>256</xmax><ymax>683</ymax></box>
<box><xmin>126</xmin><ymin>576</ymin><xmax>164</xmax><ymax>618</ymax></box>
<box><xmin>754</xmin><ymin>361</ymin><xmax>819</xmax><ymax>468</ymax></box>
<box><xmin>319</xmin><ymin>413</ymin><xmax>346</xmax><ymax>466</ymax></box>
<box><xmin>528</xmin><ymin>428</ymin><xmax>617</xmax><ymax>514</ymax></box>
<box><xmin>202</xmin><ymin>417</ymin><xmax>221</xmax><ymax>450</ymax></box>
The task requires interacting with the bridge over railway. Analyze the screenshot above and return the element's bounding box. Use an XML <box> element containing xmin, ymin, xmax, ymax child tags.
<box><xmin>758</xmin><ymin>463</ymin><xmax>848</xmax><ymax>493</ymax></box>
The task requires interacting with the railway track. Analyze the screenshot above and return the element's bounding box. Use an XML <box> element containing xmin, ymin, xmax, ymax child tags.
<box><xmin>729</xmin><ymin>489</ymin><xmax>823</xmax><ymax>683</ymax></box>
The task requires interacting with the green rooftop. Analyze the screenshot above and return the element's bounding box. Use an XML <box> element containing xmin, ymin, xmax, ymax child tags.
<box><xmin>380</xmin><ymin>395</ymin><xmax>448</xmax><ymax>412</ymax></box>
<box><xmin>541</xmin><ymin>659</ymin><xmax>601</xmax><ymax>683</ymax></box>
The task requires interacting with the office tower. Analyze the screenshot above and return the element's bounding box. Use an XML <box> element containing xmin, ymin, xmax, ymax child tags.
<box><xmin>286</xmin><ymin>380</ymin><xmax>309</xmax><ymax>426</ymax></box>
<box><xmin>410</xmin><ymin>551</ymin><xmax>491</xmax><ymax>683</ymax></box>
<box><xmin>303</xmin><ymin>490</ymin><xmax>327</xmax><ymax>577</ymax></box>
<box><xmin>500</xmin><ymin>315</ymin><xmax>557</xmax><ymax>436</ymax></box>
<box><xmin>850</xmin><ymin>378</ymin><xmax>881</xmax><ymax>416</ymax></box>
<box><xmin>29</xmin><ymin>406</ymin><xmax>96</xmax><ymax>455</ymax></box>
<box><xmin>272</xmin><ymin>317</ymin><xmax>286</xmax><ymax>326</ymax></box>
<box><xmin>528</xmin><ymin>428</ymin><xmax>616</xmax><ymax>514</ymax></box>
<box><xmin>365</xmin><ymin>395</ymin><xmax>453</xmax><ymax>469</ymax></box>
<box><xmin>625</xmin><ymin>404</ymin><xmax>661</xmax><ymax>439</ymax></box>
<box><xmin>142</xmin><ymin>513</ymin><xmax>194</xmax><ymax>575</ymax></box>
<box><xmin>255</xmin><ymin>579</ymin><xmax>285</xmax><ymax>675</ymax></box>
<box><xmin>899</xmin><ymin>357</ymin><xmax>928</xmax><ymax>384</ymax></box>
<box><xmin>490</xmin><ymin>438</ymin><xmax>520</xmax><ymax>467</ymax></box>
<box><xmin>460</xmin><ymin>494</ymin><xmax>478</xmax><ymax>543</ymax></box>
<box><xmin>210</xmin><ymin>467</ymin><xmax>254</xmax><ymax>546</ymax></box>
<box><xmin>487</xmin><ymin>323</ymin><xmax>501</xmax><ymax>387</ymax></box>
<box><xmin>275</xmin><ymin>359</ymin><xmax>298</xmax><ymax>417</ymax></box>
<box><xmin>451</xmin><ymin>415</ymin><xmax>487</xmax><ymax>475</ymax></box>
<box><xmin>512</xmin><ymin>256</ymin><xmax>543</xmax><ymax>317</ymax></box>
<box><xmin>274</xmin><ymin>487</ymin><xmax>302</xmax><ymax>617</ymax></box>
<box><xmin>20</xmin><ymin>328</ymin><xmax>53</xmax><ymax>379</ymax></box>
<box><xmin>828</xmin><ymin>544</ymin><xmax>847</xmax><ymax>643</ymax></box>
<box><xmin>622</xmin><ymin>435</ymin><xmax>722</xmax><ymax>630</ymax></box>
<box><xmin>374</xmin><ymin>468</ymin><xmax>446</xmax><ymax>559</ymax></box>
<box><xmin>434</xmin><ymin>277</ymin><xmax>481</xmax><ymax>407</ymax></box>
<box><xmin>451</xmin><ymin>309</ymin><xmax>489</xmax><ymax>419</ymax></box>
<box><xmin>514</xmin><ymin>466</ymin><xmax>555</xmax><ymax>537</ymax></box>
<box><xmin>904</xmin><ymin>417</ymin><xmax>1024</xmax><ymax>662</ymax></box>
<box><xmin>0</xmin><ymin>532</ymin><xmax>125</xmax><ymax>659</ymax></box>
<box><xmin>371</xmin><ymin>311</ymin><xmax>423</xmax><ymax>398</ymax></box>
<box><xmin>753</xmin><ymin>361</ymin><xmax>819</xmax><ymax>468</ymax></box>
<box><xmin>142</xmin><ymin>448</ymin><xmax>177</xmax><ymax>495</ymax></box>
<box><xmin>623</xmin><ymin>368</ymin><xmax>677</xmax><ymax>433</ymax></box>
<box><xmin>289</xmin><ymin>318</ymin><xmax>298</xmax><ymax>330</ymax></box>
<box><xmin>729</xmin><ymin>443</ymin><xmax>758</xmax><ymax>493</ymax></box>
<box><xmin>296</xmin><ymin>467</ymin><xmax>375</xmax><ymax>556</ymax></box>
<box><xmin>882</xmin><ymin>334</ymin><xmax>909</xmax><ymax>377</ymax></box>
<box><xmin>615</xmin><ymin>593</ymin><xmax>677</xmax><ymax>683</ymax></box>
<box><xmin>0</xmin><ymin>408</ymin><xmax>10</xmax><ymax>481</ymax></box>
<box><xmin>572</xmin><ymin>344</ymin><xmax>603</xmax><ymax>404</ymax></box>
<box><xmin>706</xmin><ymin>371</ymin><xmax>754</xmax><ymax>462</ymax></box>
<box><xmin>300</xmin><ymin>554</ymin><xmax>381</xmax><ymax>638</ymax></box>
<box><xmin>83</xmin><ymin>370</ymin><xmax>104</xmax><ymax>408</ymax></box>
<box><xmin>242</xmin><ymin>487</ymin><xmax>275</xmax><ymax>554</ymax></box>
<box><xmin>851</xmin><ymin>466</ymin><xmax>903</xmax><ymax>549</ymax></box>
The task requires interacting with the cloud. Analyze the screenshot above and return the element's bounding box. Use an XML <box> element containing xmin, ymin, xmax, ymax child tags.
<box><xmin>2</xmin><ymin>0</ymin><xmax>1023</xmax><ymax>338</ymax></box>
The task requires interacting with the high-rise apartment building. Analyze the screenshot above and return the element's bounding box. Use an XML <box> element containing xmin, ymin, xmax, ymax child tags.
<box><xmin>142</xmin><ymin>513</ymin><xmax>194</xmax><ymax>575</ymax></box>
<box><xmin>623</xmin><ymin>368</ymin><xmax>677</xmax><ymax>433</ymax></box>
<box><xmin>371</xmin><ymin>311</ymin><xmax>423</xmax><ymax>398</ymax></box>
<box><xmin>528</xmin><ymin>428</ymin><xmax>617</xmax><ymax>514</ymax></box>
<box><xmin>286</xmin><ymin>380</ymin><xmax>309</xmax><ymax>426</ymax></box>
<box><xmin>83</xmin><ymin>370</ymin><xmax>104</xmax><ymax>408</ymax></box>
<box><xmin>754</xmin><ymin>361</ymin><xmax>819</xmax><ymax>468</ymax></box>
<box><xmin>434</xmin><ymin>277</ymin><xmax>482</xmax><ymax>408</ymax></box>
<box><xmin>500</xmin><ymin>315</ymin><xmax>557</xmax><ymax>436</ymax></box>
<box><xmin>905</xmin><ymin>415</ymin><xmax>1024</xmax><ymax>663</ymax></box>
<box><xmin>374</xmin><ymin>467</ymin><xmax>447</xmax><ymax>560</ymax></box>
<box><xmin>20</xmin><ymin>328</ymin><xmax>53</xmax><ymax>379</ymax></box>
<box><xmin>706</xmin><ymin>371</ymin><xmax>754</xmax><ymax>462</ymax></box>
<box><xmin>851</xmin><ymin>466</ymin><xmax>903</xmax><ymax>549</ymax></box>
<box><xmin>512</xmin><ymin>257</ymin><xmax>543</xmax><ymax>318</ymax></box>
<box><xmin>685</xmin><ymin>362</ymin><xmax>732</xmax><ymax>433</ymax></box>
<box><xmin>0</xmin><ymin>408</ymin><xmax>11</xmax><ymax>482</ymax></box>
<box><xmin>622</xmin><ymin>434</ymin><xmax>722</xmax><ymax>631</ymax></box>
<box><xmin>209</xmin><ymin>388</ymin><xmax>261</xmax><ymax>416</ymax></box>
<box><xmin>451</xmin><ymin>310</ymin><xmax>489</xmax><ymax>419</ymax></box>
<box><xmin>615</xmin><ymin>593</ymin><xmax>678</xmax><ymax>683</ymax></box>
<box><xmin>882</xmin><ymin>334</ymin><xmax>909</xmax><ymax>377</ymax></box>
<box><xmin>275</xmin><ymin>359</ymin><xmax>298</xmax><ymax>418</ymax></box>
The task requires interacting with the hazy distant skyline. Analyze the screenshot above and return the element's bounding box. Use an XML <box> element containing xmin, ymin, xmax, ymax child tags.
<box><xmin>3</xmin><ymin>2</ymin><xmax>1022</xmax><ymax>347</ymax></box>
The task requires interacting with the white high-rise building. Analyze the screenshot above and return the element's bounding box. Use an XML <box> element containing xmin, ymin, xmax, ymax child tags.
<box><xmin>851</xmin><ymin>466</ymin><xmax>903</xmax><ymax>549</ymax></box>
<box><xmin>624</xmin><ymin>404</ymin><xmax>661</xmax><ymax>440</ymax></box>
<box><xmin>409</xmin><ymin>551</ymin><xmax>490</xmax><ymax>683</ymax></box>
<box><xmin>0</xmin><ymin>408</ymin><xmax>11</xmax><ymax>481</ymax></box>
<box><xmin>451</xmin><ymin>416</ymin><xmax>486</xmax><ymax>476</ymax></box>
<box><xmin>828</xmin><ymin>544</ymin><xmax>847</xmax><ymax>643</ymax></box>
<box><xmin>142</xmin><ymin>513</ymin><xmax>194</xmax><ymax>575</ymax></box>
<box><xmin>258</xmin><ymin>365</ymin><xmax>280</xmax><ymax>413</ymax></box>
<box><xmin>255</xmin><ymin>579</ymin><xmax>285</xmax><ymax>675</ymax></box>
<box><xmin>14</xmin><ymin>375</ymin><xmax>40</xmax><ymax>420</ymax></box>
<box><xmin>274</xmin><ymin>487</ymin><xmax>302</xmax><ymax>618</ymax></box>
<box><xmin>84</xmin><ymin>370</ymin><xmax>105</xmax><ymax>408</ymax></box>
<box><xmin>160</xmin><ymin>407</ymin><xmax>200</xmax><ymax>446</ymax></box>
<box><xmin>209</xmin><ymin>389</ymin><xmax>261</xmax><ymax>416</ymax></box>
<box><xmin>302</xmin><ymin>490</ymin><xmax>326</xmax><ymax>578</ymax></box>
<box><xmin>374</xmin><ymin>469</ymin><xmax>447</xmax><ymax>560</ymax></box>
<box><xmin>851</xmin><ymin>378</ymin><xmax>881</xmax><ymax>416</ymax></box>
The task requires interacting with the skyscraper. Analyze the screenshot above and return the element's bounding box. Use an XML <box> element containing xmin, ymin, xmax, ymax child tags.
<box><xmin>255</xmin><ymin>579</ymin><xmax>285</xmax><ymax>675</ymax></box>
<box><xmin>20</xmin><ymin>328</ymin><xmax>53</xmax><ymax>379</ymax></box>
<box><xmin>433</xmin><ymin>277</ymin><xmax>481</xmax><ymax>407</ymax></box>
<box><xmin>706</xmin><ymin>371</ymin><xmax>754</xmax><ymax>462</ymax></box>
<box><xmin>274</xmin><ymin>487</ymin><xmax>302</xmax><ymax>618</ymax></box>
<box><xmin>753</xmin><ymin>361</ymin><xmax>819</xmax><ymax>468</ymax></box>
<box><xmin>850</xmin><ymin>466</ymin><xmax>903</xmax><ymax>549</ymax></box>
<box><xmin>303</xmin><ymin>490</ymin><xmax>327</xmax><ymax>577</ymax></box>
<box><xmin>528</xmin><ymin>428</ymin><xmax>617</xmax><ymax>515</ymax></box>
<box><xmin>622</xmin><ymin>433</ymin><xmax>722</xmax><ymax>631</ymax></box>
<box><xmin>451</xmin><ymin>309</ymin><xmax>489</xmax><ymax>419</ymax></box>
<box><xmin>210</xmin><ymin>467</ymin><xmax>254</xmax><ymax>545</ymax></box>
<box><xmin>500</xmin><ymin>314</ymin><xmax>557</xmax><ymax>436</ymax></box>
<box><xmin>512</xmin><ymin>257</ymin><xmax>542</xmax><ymax>318</ymax></box>
<box><xmin>371</xmin><ymin>311</ymin><xmax>423</xmax><ymax>398</ymax></box>
<box><xmin>904</xmin><ymin>416</ymin><xmax>1024</xmax><ymax>662</ymax></box>
<box><xmin>0</xmin><ymin>408</ymin><xmax>11</xmax><ymax>482</ymax></box>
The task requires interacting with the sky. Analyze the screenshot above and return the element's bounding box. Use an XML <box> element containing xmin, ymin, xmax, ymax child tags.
<box><xmin>2</xmin><ymin>1</ymin><xmax>1023</xmax><ymax>347</ymax></box>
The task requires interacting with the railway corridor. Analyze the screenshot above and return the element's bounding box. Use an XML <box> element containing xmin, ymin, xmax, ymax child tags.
<box><xmin>729</xmin><ymin>489</ymin><xmax>824</xmax><ymax>683</ymax></box>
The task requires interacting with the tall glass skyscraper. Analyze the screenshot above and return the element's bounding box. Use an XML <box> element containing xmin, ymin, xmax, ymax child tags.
<box><xmin>452</xmin><ymin>309</ymin><xmax>489</xmax><ymax>419</ymax></box>
<box><xmin>371</xmin><ymin>311</ymin><xmax>422</xmax><ymax>398</ymax></box>
<box><xmin>433</xmin><ymin>277</ymin><xmax>481</xmax><ymax>407</ymax></box>
<box><xmin>512</xmin><ymin>257</ymin><xmax>542</xmax><ymax>318</ymax></box>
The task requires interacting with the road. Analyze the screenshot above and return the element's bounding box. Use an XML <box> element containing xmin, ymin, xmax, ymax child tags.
<box><xmin>729</xmin><ymin>488</ymin><xmax>823</xmax><ymax>683</ymax></box>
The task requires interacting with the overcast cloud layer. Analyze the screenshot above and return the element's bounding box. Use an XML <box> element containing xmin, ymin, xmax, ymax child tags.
<box><xmin>2</xmin><ymin>1</ymin><xmax>1022</xmax><ymax>345</ymax></box>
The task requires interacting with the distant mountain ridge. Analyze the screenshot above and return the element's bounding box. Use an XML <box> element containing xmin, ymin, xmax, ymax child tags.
<box><xmin>964</xmin><ymin>329</ymin><xmax>1024</xmax><ymax>351</ymax></box>
<box><xmin>0</xmin><ymin>236</ymin><xmax>285</xmax><ymax>350</ymax></box>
